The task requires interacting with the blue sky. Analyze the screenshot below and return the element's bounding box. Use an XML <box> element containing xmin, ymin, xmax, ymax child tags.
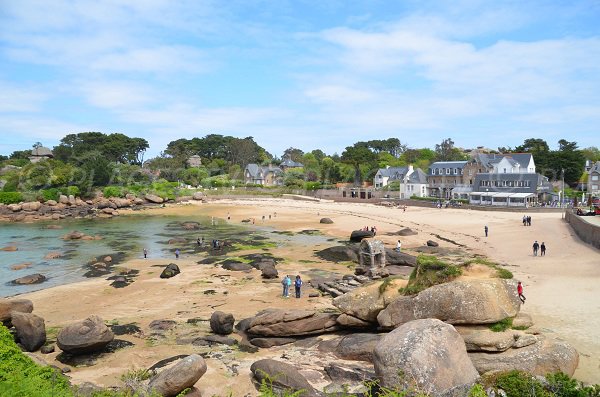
<box><xmin>1</xmin><ymin>0</ymin><xmax>599</xmax><ymax>159</ymax></box>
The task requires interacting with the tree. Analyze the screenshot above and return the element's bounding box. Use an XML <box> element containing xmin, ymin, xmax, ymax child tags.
<box><xmin>434</xmin><ymin>138</ymin><xmax>467</xmax><ymax>161</ymax></box>
<box><xmin>53</xmin><ymin>132</ymin><xmax>148</xmax><ymax>165</ymax></box>
<box><xmin>341</xmin><ymin>142</ymin><xmax>377</xmax><ymax>186</ymax></box>
<box><xmin>320</xmin><ymin>157</ymin><xmax>341</xmax><ymax>184</ymax></box>
<box><xmin>581</xmin><ymin>146</ymin><xmax>600</xmax><ymax>162</ymax></box>
<box><xmin>367</xmin><ymin>138</ymin><xmax>406</xmax><ymax>158</ymax></box>
<box><xmin>547</xmin><ymin>140</ymin><xmax>585</xmax><ymax>185</ymax></box>
<box><xmin>283</xmin><ymin>147</ymin><xmax>304</xmax><ymax>162</ymax></box>
<box><xmin>227</xmin><ymin>137</ymin><xmax>263</xmax><ymax>167</ymax></box>
<box><xmin>515</xmin><ymin>138</ymin><xmax>551</xmax><ymax>172</ymax></box>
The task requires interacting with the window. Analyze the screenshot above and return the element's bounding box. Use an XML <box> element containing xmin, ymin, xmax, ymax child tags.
<box><xmin>446</xmin><ymin>168</ymin><xmax>450</xmax><ymax>174</ymax></box>
<box><xmin>468</xmin><ymin>170</ymin><xmax>473</xmax><ymax>176</ymax></box>
<box><xmin>454</xmin><ymin>168</ymin><xmax>457</xmax><ymax>174</ymax></box>
<box><xmin>592</xmin><ymin>175</ymin><xmax>599</xmax><ymax>181</ymax></box>
<box><xmin>503</xmin><ymin>168</ymin><xmax>507</xmax><ymax>173</ymax></box>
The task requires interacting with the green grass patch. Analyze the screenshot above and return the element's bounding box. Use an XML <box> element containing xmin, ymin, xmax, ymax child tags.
<box><xmin>398</xmin><ymin>255</ymin><xmax>462</xmax><ymax>296</ymax></box>
<box><xmin>462</xmin><ymin>257</ymin><xmax>513</xmax><ymax>279</ymax></box>
<box><xmin>489</xmin><ymin>317</ymin><xmax>513</xmax><ymax>332</ymax></box>
<box><xmin>232</xmin><ymin>241</ymin><xmax>277</xmax><ymax>251</ymax></box>
<box><xmin>511</xmin><ymin>325</ymin><xmax>530</xmax><ymax>331</ymax></box>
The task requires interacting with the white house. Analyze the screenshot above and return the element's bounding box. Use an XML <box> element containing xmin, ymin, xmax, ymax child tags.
<box><xmin>374</xmin><ymin>165</ymin><xmax>428</xmax><ymax>198</ymax></box>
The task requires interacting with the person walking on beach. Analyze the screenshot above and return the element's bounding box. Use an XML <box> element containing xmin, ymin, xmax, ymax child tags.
<box><xmin>484</xmin><ymin>225</ymin><xmax>488</xmax><ymax>237</ymax></box>
<box><xmin>281</xmin><ymin>275</ymin><xmax>291</xmax><ymax>298</ymax></box>
<box><xmin>532</xmin><ymin>241</ymin><xmax>539</xmax><ymax>256</ymax></box>
<box><xmin>143</xmin><ymin>248</ymin><xmax>147</xmax><ymax>259</ymax></box>
<box><xmin>522</xmin><ymin>215</ymin><xmax>527</xmax><ymax>226</ymax></box>
<box><xmin>175</xmin><ymin>249</ymin><xmax>180</xmax><ymax>259</ymax></box>
<box><xmin>396</xmin><ymin>240</ymin><xmax>402</xmax><ymax>252</ymax></box>
<box><xmin>540</xmin><ymin>242</ymin><xmax>546</xmax><ymax>256</ymax></box>
<box><xmin>294</xmin><ymin>275</ymin><xmax>303</xmax><ymax>298</ymax></box>
<box><xmin>517</xmin><ymin>281</ymin><xmax>526</xmax><ymax>304</ymax></box>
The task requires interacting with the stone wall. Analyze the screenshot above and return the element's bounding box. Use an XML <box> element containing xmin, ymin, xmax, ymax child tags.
<box><xmin>565</xmin><ymin>211</ymin><xmax>600</xmax><ymax>250</ymax></box>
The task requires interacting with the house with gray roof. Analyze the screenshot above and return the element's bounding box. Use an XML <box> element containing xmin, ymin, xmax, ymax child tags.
<box><xmin>279</xmin><ymin>158</ymin><xmax>304</xmax><ymax>170</ymax></box>
<box><xmin>469</xmin><ymin>172</ymin><xmax>553</xmax><ymax>207</ymax></box>
<box><xmin>588</xmin><ymin>161</ymin><xmax>600</xmax><ymax>197</ymax></box>
<box><xmin>374</xmin><ymin>165</ymin><xmax>428</xmax><ymax>198</ymax></box>
<box><xmin>244</xmin><ymin>164</ymin><xmax>284</xmax><ymax>186</ymax></box>
<box><xmin>427</xmin><ymin>161</ymin><xmax>468</xmax><ymax>199</ymax></box>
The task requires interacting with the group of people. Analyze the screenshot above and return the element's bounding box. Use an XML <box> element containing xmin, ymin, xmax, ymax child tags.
<box><xmin>361</xmin><ymin>226</ymin><xmax>377</xmax><ymax>235</ymax></box>
<box><xmin>281</xmin><ymin>275</ymin><xmax>303</xmax><ymax>298</ymax></box>
<box><xmin>522</xmin><ymin>215</ymin><xmax>533</xmax><ymax>226</ymax></box>
<box><xmin>532</xmin><ymin>240</ymin><xmax>546</xmax><ymax>256</ymax></box>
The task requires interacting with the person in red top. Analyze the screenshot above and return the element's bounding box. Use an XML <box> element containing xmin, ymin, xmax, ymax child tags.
<box><xmin>517</xmin><ymin>281</ymin><xmax>526</xmax><ymax>304</ymax></box>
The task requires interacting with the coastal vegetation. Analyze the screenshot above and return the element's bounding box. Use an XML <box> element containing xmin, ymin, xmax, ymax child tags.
<box><xmin>0</xmin><ymin>132</ymin><xmax>594</xmax><ymax>204</ymax></box>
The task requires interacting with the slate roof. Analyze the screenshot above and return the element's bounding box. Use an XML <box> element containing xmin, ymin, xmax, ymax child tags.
<box><xmin>376</xmin><ymin>166</ymin><xmax>409</xmax><ymax>179</ymax></box>
<box><xmin>590</xmin><ymin>161</ymin><xmax>600</xmax><ymax>174</ymax></box>
<box><xmin>407</xmin><ymin>168</ymin><xmax>427</xmax><ymax>184</ymax></box>
<box><xmin>473</xmin><ymin>173</ymin><xmax>551</xmax><ymax>193</ymax></box>
<box><xmin>428</xmin><ymin>161</ymin><xmax>468</xmax><ymax>175</ymax></box>
<box><xmin>245</xmin><ymin>164</ymin><xmax>283</xmax><ymax>179</ymax></box>
<box><xmin>473</xmin><ymin>153</ymin><xmax>532</xmax><ymax>169</ymax></box>
<box><xmin>280</xmin><ymin>158</ymin><xmax>304</xmax><ymax>168</ymax></box>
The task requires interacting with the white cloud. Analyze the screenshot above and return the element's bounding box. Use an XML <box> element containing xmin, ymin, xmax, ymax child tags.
<box><xmin>0</xmin><ymin>82</ymin><xmax>48</xmax><ymax>112</ymax></box>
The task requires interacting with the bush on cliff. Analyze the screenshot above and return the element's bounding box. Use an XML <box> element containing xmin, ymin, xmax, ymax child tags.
<box><xmin>399</xmin><ymin>255</ymin><xmax>462</xmax><ymax>295</ymax></box>
<box><xmin>0</xmin><ymin>191</ymin><xmax>24</xmax><ymax>204</ymax></box>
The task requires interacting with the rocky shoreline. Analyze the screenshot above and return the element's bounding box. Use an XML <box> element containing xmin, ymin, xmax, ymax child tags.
<box><xmin>0</xmin><ymin>192</ymin><xmax>206</xmax><ymax>222</ymax></box>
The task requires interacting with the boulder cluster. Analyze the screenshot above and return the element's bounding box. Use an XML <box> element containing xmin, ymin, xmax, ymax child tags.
<box><xmin>0</xmin><ymin>192</ymin><xmax>206</xmax><ymax>222</ymax></box>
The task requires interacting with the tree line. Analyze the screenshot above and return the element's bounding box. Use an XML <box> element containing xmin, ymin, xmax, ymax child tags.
<box><xmin>0</xmin><ymin>132</ymin><xmax>596</xmax><ymax>202</ymax></box>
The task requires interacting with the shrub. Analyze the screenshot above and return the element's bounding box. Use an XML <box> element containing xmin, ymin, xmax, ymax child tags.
<box><xmin>66</xmin><ymin>186</ymin><xmax>80</xmax><ymax>197</ymax></box>
<box><xmin>399</xmin><ymin>255</ymin><xmax>462</xmax><ymax>295</ymax></box>
<box><xmin>40</xmin><ymin>188</ymin><xmax>60</xmax><ymax>202</ymax></box>
<box><xmin>463</xmin><ymin>257</ymin><xmax>513</xmax><ymax>279</ymax></box>
<box><xmin>0</xmin><ymin>191</ymin><xmax>23</xmax><ymax>204</ymax></box>
<box><xmin>489</xmin><ymin>317</ymin><xmax>513</xmax><ymax>332</ymax></box>
<box><xmin>103</xmin><ymin>186</ymin><xmax>123</xmax><ymax>198</ymax></box>
<box><xmin>490</xmin><ymin>370</ymin><xmax>548</xmax><ymax>397</ymax></box>
<box><xmin>0</xmin><ymin>324</ymin><xmax>72</xmax><ymax>397</ymax></box>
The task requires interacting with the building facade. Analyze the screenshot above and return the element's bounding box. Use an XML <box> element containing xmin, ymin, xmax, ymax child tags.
<box><xmin>427</xmin><ymin>161</ymin><xmax>468</xmax><ymax>199</ymax></box>
<box><xmin>588</xmin><ymin>161</ymin><xmax>600</xmax><ymax>197</ymax></box>
<box><xmin>373</xmin><ymin>165</ymin><xmax>428</xmax><ymax>198</ymax></box>
<box><xmin>244</xmin><ymin>164</ymin><xmax>283</xmax><ymax>186</ymax></box>
<box><xmin>469</xmin><ymin>173</ymin><xmax>553</xmax><ymax>207</ymax></box>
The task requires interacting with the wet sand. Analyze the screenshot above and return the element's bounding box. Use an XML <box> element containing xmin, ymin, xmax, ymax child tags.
<box><xmin>21</xmin><ymin>198</ymin><xmax>600</xmax><ymax>392</ymax></box>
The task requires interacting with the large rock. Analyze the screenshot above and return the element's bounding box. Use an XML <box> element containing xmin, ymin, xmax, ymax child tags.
<box><xmin>247</xmin><ymin>309</ymin><xmax>339</xmax><ymax>337</ymax></box>
<box><xmin>336</xmin><ymin>313</ymin><xmax>372</xmax><ymax>328</ymax></box>
<box><xmin>11</xmin><ymin>312</ymin><xmax>46</xmax><ymax>352</ymax></box>
<box><xmin>7</xmin><ymin>204</ymin><xmax>22</xmax><ymax>212</ymax></box>
<box><xmin>384</xmin><ymin>249</ymin><xmax>417</xmax><ymax>266</ymax></box>
<box><xmin>160</xmin><ymin>264</ymin><xmax>180</xmax><ymax>279</ymax></box>
<box><xmin>145</xmin><ymin>194</ymin><xmax>164</xmax><ymax>204</ymax></box>
<box><xmin>469</xmin><ymin>336</ymin><xmax>579</xmax><ymax>376</ymax></box>
<box><xmin>333</xmin><ymin>279</ymin><xmax>406</xmax><ymax>323</ymax></box>
<box><xmin>63</xmin><ymin>230</ymin><xmax>85</xmax><ymax>240</ymax></box>
<box><xmin>110</xmin><ymin>198</ymin><xmax>131</xmax><ymax>208</ymax></box>
<box><xmin>57</xmin><ymin>315</ymin><xmax>114</xmax><ymax>354</ymax></box>
<box><xmin>320</xmin><ymin>218</ymin><xmax>334</xmax><ymax>224</ymax></box>
<box><xmin>192</xmin><ymin>192</ymin><xmax>204</xmax><ymax>200</ymax></box>
<box><xmin>350</xmin><ymin>230</ymin><xmax>374</xmax><ymax>242</ymax></box>
<box><xmin>210</xmin><ymin>311</ymin><xmax>235</xmax><ymax>335</ymax></box>
<box><xmin>0</xmin><ymin>298</ymin><xmax>34</xmax><ymax>323</ymax></box>
<box><xmin>457</xmin><ymin>327</ymin><xmax>517</xmax><ymax>352</ymax></box>
<box><xmin>373</xmin><ymin>319</ymin><xmax>479</xmax><ymax>396</ymax></box>
<box><xmin>11</xmin><ymin>273</ymin><xmax>47</xmax><ymax>285</ymax></box>
<box><xmin>426</xmin><ymin>240</ymin><xmax>439</xmax><ymax>247</ymax></box>
<box><xmin>315</xmin><ymin>246</ymin><xmax>358</xmax><ymax>263</ymax></box>
<box><xmin>335</xmin><ymin>333</ymin><xmax>382</xmax><ymax>362</ymax></box>
<box><xmin>21</xmin><ymin>201</ymin><xmax>42</xmax><ymax>211</ymax></box>
<box><xmin>250</xmin><ymin>337</ymin><xmax>296</xmax><ymax>348</ymax></box>
<box><xmin>261</xmin><ymin>265</ymin><xmax>278</xmax><ymax>279</ymax></box>
<box><xmin>512</xmin><ymin>312</ymin><xmax>534</xmax><ymax>329</ymax></box>
<box><xmin>221</xmin><ymin>261</ymin><xmax>252</xmax><ymax>271</ymax></box>
<box><xmin>149</xmin><ymin>354</ymin><xmax>207</xmax><ymax>397</ymax></box>
<box><xmin>250</xmin><ymin>359</ymin><xmax>318</xmax><ymax>397</ymax></box>
<box><xmin>378</xmin><ymin>279</ymin><xmax>520</xmax><ymax>329</ymax></box>
<box><xmin>396</xmin><ymin>228</ymin><xmax>418</xmax><ymax>236</ymax></box>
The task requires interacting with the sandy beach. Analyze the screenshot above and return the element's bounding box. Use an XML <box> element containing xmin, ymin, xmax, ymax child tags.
<box><xmin>19</xmin><ymin>198</ymin><xmax>600</xmax><ymax>393</ymax></box>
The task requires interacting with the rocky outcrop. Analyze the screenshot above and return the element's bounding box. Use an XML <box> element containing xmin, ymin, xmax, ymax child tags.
<box><xmin>396</xmin><ymin>228</ymin><xmax>417</xmax><ymax>236</ymax></box>
<box><xmin>384</xmin><ymin>249</ymin><xmax>417</xmax><ymax>266</ymax></box>
<box><xmin>63</xmin><ymin>230</ymin><xmax>85</xmax><ymax>240</ymax></box>
<box><xmin>469</xmin><ymin>335</ymin><xmax>579</xmax><ymax>376</ymax></box>
<box><xmin>334</xmin><ymin>333</ymin><xmax>382</xmax><ymax>362</ymax></box>
<box><xmin>57</xmin><ymin>315</ymin><xmax>114</xmax><ymax>354</ymax></box>
<box><xmin>0</xmin><ymin>298</ymin><xmax>34</xmax><ymax>323</ymax></box>
<box><xmin>260</xmin><ymin>265</ymin><xmax>278</xmax><ymax>279</ymax></box>
<box><xmin>144</xmin><ymin>194</ymin><xmax>164</xmax><ymax>204</ymax></box>
<box><xmin>457</xmin><ymin>327</ymin><xmax>522</xmax><ymax>352</ymax></box>
<box><xmin>250</xmin><ymin>359</ymin><xmax>318</xmax><ymax>397</ymax></box>
<box><xmin>333</xmin><ymin>279</ymin><xmax>406</xmax><ymax>323</ymax></box>
<box><xmin>513</xmin><ymin>312</ymin><xmax>534</xmax><ymax>329</ymax></box>
<box><xmin>221</xmin><ymin>261</ymin><xmax>252</xmax><ymax>271</ymax></box>
<box><xmin>373</xmin><ymin>319</ymin><xmax>478</xmax><ymax>396</ymax></box>
<box><xmin>11</xmin><ymin>312</ymin><xmax>46</xmax><ymax>352</ymax></box>
<box><xmin>336</xmin><ymin>313</ymin><xmax>372</xmax><ymax>328</ymax></box>
<box><xmin>247</xmin><ymin>309</ymin><xmax>339</xmax><ymax>337</ymax></box>
<box><xmin>426</xmin><ymin>240</ymin><xmax>439</xmax><ymax>247</ymax></box>
<box><xmin>315</xmin><ymin>246</ymin><xmax>358</xmax><ymax>263</ymax></box>
<box><xmin>377</xmin><ymin>279</ymin><xmax>520</xmax><ymax>329</ymax></box>
<box><xmin>160</xmin><ymin>264</ymin><xmax>180</xmax><ymax>279</ymax></box>
<box><xmin>1</xmin><ymin>245</ymin><xmax>18</xmax><ymax>251</ymax></box>
<box><xmin>192</xmin><ymin>192</ymin><xmax>204</xmax><ymax>200</ymax></box>
<box><xmin>11</xmin><ymin>273</ymin><xmax>47</xmax><ymax>285</ymax></box>
<box><xmin>320</xmin><ymin>218</ymin><xmax>334</xmax><ymax>224</ymax></box>
<box><xmin>350</xmin><ymin>230</ymin><xmax>374</xmax><ymax>242</ymax></box>
<box><xmin>148</xmin><ymin>354</ymin><xmax>207</xmax><ymax>397</ymax></box>
<box><xmin>249</xmin><ymin>337</ymin><xmax>296</xmax><ymax>348</ymax></box>
<box><xmin>210</xmin><ymin>311</ymin><xmax>235</xmax><ymax>335</ymax></box>
<box><xmin>22</xmin><ymin>201</ymin><xmax>42</xmax><ymax>211</ymax></box>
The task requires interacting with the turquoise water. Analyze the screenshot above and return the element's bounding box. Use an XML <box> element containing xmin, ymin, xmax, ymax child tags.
<box><xmin>0</xmin><ymin>214</ymin><xmax>228</xmax><ymax>297</ymax></box>
<box><xmin>0</xmin><ymin>215</ymin><xmax>337</xmax><ymax>298</ymax></box>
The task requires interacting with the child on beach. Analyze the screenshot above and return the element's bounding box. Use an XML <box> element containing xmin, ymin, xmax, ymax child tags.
<box><xmin>175</xmin><ymin>249</ymin><xmax>180</xmax><ymax>259</ymax></box>
<box><xmin>517</xmin><ymin>281</ymin><xmax>526</xmax><ymax>304</ymax></box>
